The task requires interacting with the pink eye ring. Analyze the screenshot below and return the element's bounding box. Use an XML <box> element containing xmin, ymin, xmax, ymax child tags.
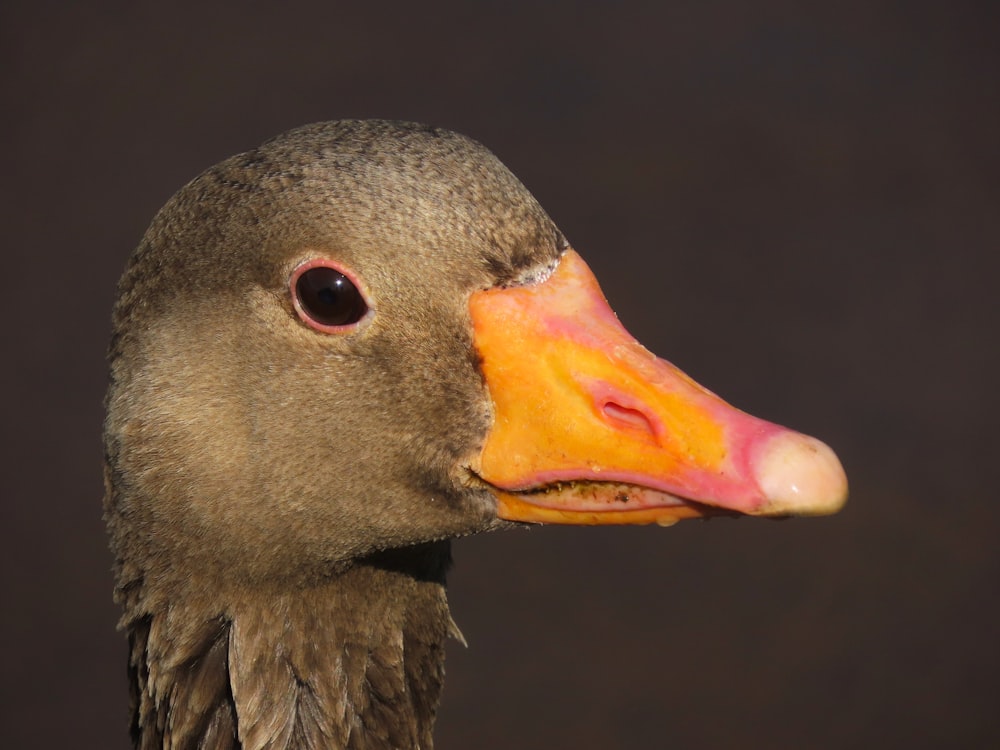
<box><xmin>290</xmin><ymin>259</ymin><xmax>371</xmax><ymax>332</ymax></box>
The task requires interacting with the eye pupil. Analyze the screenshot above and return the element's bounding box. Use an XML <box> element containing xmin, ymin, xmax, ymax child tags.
<box><xmin>295</xmin><ymin>266</ymin><xmax>367</xmax><ymax>328</ymax></box>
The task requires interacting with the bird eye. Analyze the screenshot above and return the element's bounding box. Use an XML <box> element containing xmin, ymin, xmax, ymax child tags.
<box><xmin>290</xmin><ymin>260</ymin><xmax>370</xmax><ymax>332</ymax></box>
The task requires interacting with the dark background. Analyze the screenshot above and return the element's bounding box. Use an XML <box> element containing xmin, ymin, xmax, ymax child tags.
<box><xmin>3</xmin><ymin>1</ymin><xmax>997</xmax><ymax>747</ymax></box>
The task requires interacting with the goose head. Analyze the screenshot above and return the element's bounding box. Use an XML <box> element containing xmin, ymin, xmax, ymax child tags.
<box><xmin>104</xmin><ymin>120</ymin><xmax>847</xmax><ymax>747</ymax></box>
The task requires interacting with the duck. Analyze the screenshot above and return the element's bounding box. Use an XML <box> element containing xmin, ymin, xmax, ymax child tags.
<box><xmin>103</xmin><ymin>119</ymin><xmax>847</xmax><ymax>750</ymax></box>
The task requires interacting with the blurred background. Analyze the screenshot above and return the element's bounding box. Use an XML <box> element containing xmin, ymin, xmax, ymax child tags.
<box><xmin>2</xmin><ymin>1</ymin><xmax>997</xmax><ymax>747</ymax></box>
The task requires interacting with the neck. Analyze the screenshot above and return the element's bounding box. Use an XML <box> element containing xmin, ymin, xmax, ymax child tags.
<box><xmin>124</xmin><ymin>542</ymin><xmax>458</xmax><ymax>750</ymax></box>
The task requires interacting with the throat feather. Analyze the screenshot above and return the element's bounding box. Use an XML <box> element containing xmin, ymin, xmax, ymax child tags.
<box><xmin>126</xmin><ymin>549</ymin><xmax>453</xmax><ymax>750</ymax></box>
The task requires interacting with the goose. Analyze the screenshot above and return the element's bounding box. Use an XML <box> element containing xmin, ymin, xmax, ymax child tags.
<box><xmin>103</xmin><ymin>119</ymin><xmax>847</xmax><ymax>749</ymax></box>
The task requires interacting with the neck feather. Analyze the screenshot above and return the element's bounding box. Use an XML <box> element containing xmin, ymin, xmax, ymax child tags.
<box><xmin>125</xmin><ymin>543</ymin><xmax>457</xmax><ymax>750</ymax></box>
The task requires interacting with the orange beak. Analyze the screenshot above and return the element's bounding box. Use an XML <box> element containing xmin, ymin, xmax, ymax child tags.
<box><xmin>469</xmin><ymin>249</ymin><xmax>848</xmax><ymax>526</ymax></box>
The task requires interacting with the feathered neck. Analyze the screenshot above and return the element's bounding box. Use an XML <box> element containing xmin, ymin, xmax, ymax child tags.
<box><xmin>124</xmin><ymin>542</ymin><xmax>458</xmax><ymax>750</ymax></box>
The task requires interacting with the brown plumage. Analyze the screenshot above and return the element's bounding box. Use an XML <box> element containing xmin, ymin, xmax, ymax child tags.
<box><xmin>105</xmin><ymin>120</ymin><xmax>847</xmax><ymax>749</ymax></box>
<box><xmin>105</xmin><ymin>121</ymin><xmax>563</xmax><ymax>749</ymax></box>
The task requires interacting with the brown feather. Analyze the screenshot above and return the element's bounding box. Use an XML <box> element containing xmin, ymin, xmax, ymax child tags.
<box><xmin>105</xmin><ymin>121</ymin><xmax>562</xmax><ymax>748</ymax></box>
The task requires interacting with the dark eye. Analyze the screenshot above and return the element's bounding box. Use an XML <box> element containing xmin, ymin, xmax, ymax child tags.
<box><xmin>290</xmin><ymin>260</ymin><xmax>370</xmax><ymax>331</ymax></box>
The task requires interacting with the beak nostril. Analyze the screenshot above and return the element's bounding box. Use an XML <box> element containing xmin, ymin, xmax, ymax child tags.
<box><xmin>602</xmin><ymin>401</ymin><xmax>657</xmax><ymax>439</ymax></box>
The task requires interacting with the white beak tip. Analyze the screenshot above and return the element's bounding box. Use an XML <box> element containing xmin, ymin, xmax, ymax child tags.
<box><xmin>755</xmin><ymin>432</ymin><xmax>848</xmax><ymax>516</ymax></box>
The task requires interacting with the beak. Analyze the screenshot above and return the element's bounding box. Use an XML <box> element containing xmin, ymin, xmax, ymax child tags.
<box><xmin>469</xmin><ymin>249</ymin><xmax>848</xmax><ymax>526</ymax></box>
